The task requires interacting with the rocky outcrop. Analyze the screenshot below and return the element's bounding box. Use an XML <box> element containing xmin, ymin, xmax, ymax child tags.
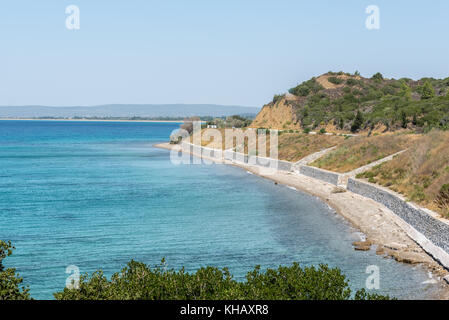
<box><xmin>352</xmin><ymin>240</ymin><xmax>372</xmax><ymax>251</ymax></box>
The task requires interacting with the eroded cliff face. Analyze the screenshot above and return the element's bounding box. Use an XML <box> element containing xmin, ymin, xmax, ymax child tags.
<box><xmin>249</xmin><ymin>98</ymin><xmax>300</xmax><ymax>130</ymax></box>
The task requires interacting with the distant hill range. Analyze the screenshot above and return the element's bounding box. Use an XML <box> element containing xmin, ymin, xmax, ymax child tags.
<box><xmin>250</xmin><ymin>71</ymin><xmax>449</xmax><ymax>133</ymax></box>
<box><xmin>0</xmin><ymin>104</ymin><xmax>260</xmax><ymax>119</ymax></box>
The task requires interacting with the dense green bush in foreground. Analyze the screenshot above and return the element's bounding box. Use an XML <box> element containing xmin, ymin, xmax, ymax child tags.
<box><xmin>54</xmin><ymin>260</ymin><xmax>390</xmax><ymax>300</ymax></box>
<box><xmin>1</xmin><ymin>242</ymin><xmax>390</xmax><ymax>300</ymax></box>
<box><xmin>0</xmin><ymin>241</ymin><xmax>31</xmax><ymax>300</ymax></box>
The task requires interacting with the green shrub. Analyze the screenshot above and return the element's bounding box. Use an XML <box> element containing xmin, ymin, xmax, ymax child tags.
<box><xmin>382</xmin><ymin>85</ymin><xmax>397</xmax><ymax>96</ymax></box>
<box><xmin>346</xmin><ymin>78</ymin><xmax>359</xmax><ymax>86</ymax></box>
<box><xmin>0</xmin><ymin>241</ymin><xmax>31</xmax><ymax>300</ymax></box>
<box><xmin>351</xmin><ymin>111</ymin><xmax>364</xmax><ymax>132</ymax></box>
<box><xmin>436</xmin><ymin>184</ymin><xmax>449</xmax><ymax>211</ymax></box>
<box><xmin>273</xmin><ymin>94</ymin><xmax>284</xmax><ymax>104</ymax></box>
<box><xmin>54</xmin><ymin>260</ymin><xmax>390</xmax><ymax>300</ymax></box>
<box><xmin>372</xmin><ymin>72</ymin><xmax>384</xmax><ymax>81</ymax></box>
<box><xmin>410</xmin><ymin>186</ymin><xmax>427</xmax><ymax>202</ymax></box>
<box><xmin>328</xmin><ymin>77</ymin><xmax>344</xmax><ymax>85</ymax></box>
<box><xmin>421</xmin><ymin>80</ymin><xmax>435</xmax><ymax>100</ymax></box>
<box><xmin>289</xmin><ymin>78</ymin><xmax>323</xmax><ymax>97</ymax></box>
<box><xmin>401</xmin><ymin>110</ymin><xmax>408</xmax><ymax>128</ymax></box>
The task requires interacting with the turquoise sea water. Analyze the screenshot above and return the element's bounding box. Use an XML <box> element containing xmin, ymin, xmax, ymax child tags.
<box><xmin>0</xmin><ymin>120</ymin><xmax>439</xmax><ymax>299</ymax></box>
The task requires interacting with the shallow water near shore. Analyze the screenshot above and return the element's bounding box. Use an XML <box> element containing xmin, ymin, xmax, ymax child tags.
<box><xmin>0</xmin><ymin>120</ymin><xmax>441</xmax><ymax>299</ymax></box>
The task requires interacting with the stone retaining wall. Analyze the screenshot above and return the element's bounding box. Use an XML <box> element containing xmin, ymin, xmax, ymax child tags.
<box><xmin>225</xmin><ymin>150</ymin><xmax>292</xmax><ymax>172</ymax></box>
<box><xmin>348</xmin><ymin>178</ymin><xmax>449</xmax><ymax>268</ymax></box>
<box><xmin>182</xmin><ymin>143</ymin><xmax>293</xmax><ymax>172</ymax></box>
<box><xmin>181</xmin><ymin>142</ymin><xmax>223</xmax><ymax>160</ymax></box>
<box><xmin>298</xmin><ymin>165</ymin><xmax>341</xmax><ymax>186</ymax></box>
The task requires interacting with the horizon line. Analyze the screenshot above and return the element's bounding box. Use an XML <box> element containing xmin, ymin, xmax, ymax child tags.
<box><xmin>0</xmin><ymin>103</ymin><xmax>260</xmax><ymax>109</ymax></box>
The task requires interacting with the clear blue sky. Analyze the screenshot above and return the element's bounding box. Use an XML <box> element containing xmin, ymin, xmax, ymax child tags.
<box><xmin>1</xmin><ymin>0</ymin><xmax>448</xmax><ymax>107</ymax></box>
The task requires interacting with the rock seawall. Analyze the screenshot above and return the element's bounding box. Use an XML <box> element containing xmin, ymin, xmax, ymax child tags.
<box><xmin>347</xmin><ymin>178</ymin><xmax>449</xmax><ymax>268</ymax></box>
<box><xmin>181</xmin><ymin>142</ymin><xmax>293</xmax><ymax>172</ymax></box>
<box><xmin>181</xmin><ymin>142</ymin><xmax>223</xmax><ymax>161</ymax></box>
<box><xmin>298</xmin><ymin>165</ymin><xmax>340</xmax><ymax>186</ymax></box>
<box><xmin>225</xmin><ymin>150</ymin><xmax>292</xmax><ymax>172</ymax></box>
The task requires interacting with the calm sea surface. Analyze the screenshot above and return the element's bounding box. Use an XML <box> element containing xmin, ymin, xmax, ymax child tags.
<box><xmin>0</xmin><ymin>120</ymin><xmax>438</xmax><ymax>299</ymax></box>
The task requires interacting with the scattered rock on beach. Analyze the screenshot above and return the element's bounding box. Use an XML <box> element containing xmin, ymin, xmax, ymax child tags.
<box><xmin>376</xmin><ymin>245</ymin><xmax>385</xmax><ymax>255</ymax></box>
<box><xmin>352</xmin><ymin>240</ymin><xmax>372</xmax><ymax>251</ymax></box>
<box><xmin>384</xmin><ymin>242</ymin><xmax>408</xmax><ymax>251</ymax></box>
<box><xmin>331</xmin><ymin>187</ymin><xmax>347</xmax><ymax>194</ymax></box>
<box><xmin>391</xmin><ymin>251</ymin><xmax>424</xmax><ymax>264</ymax></box>
<box><xmin>444</xmin><ymin>275</ymin><xmax>449</xmax><ymax>284</ymax></box>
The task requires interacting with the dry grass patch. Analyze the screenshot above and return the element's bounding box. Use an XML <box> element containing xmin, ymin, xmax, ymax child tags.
<box><xmin>188</xmin><ymin>128</ymin><xmax>274</xmax><ymax>153</ymax></box>
<box><xmin>186</xmin><ymin>128</ymin><xmax>228</xmax><ymax>150</ymax></box>
<box><xmin>357</xmin><ymin>130</ymin><xmax>449</xmax><ymax>217</ymax></box>
<box><xmin>276</xmin><ymin>132</ymin><xmax>344</xmax><ymax>162</ymax></box>
<box><xmin>310</xmin><ymin>133</ymin><xmax>420</xmax><ymax>173</ymax></box>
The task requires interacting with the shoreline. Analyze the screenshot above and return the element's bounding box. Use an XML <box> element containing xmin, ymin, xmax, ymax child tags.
<box><xmin>155</xmin><ymin>142</ymin><xmax>449</xmax><ymax>299</ymax></box>
<box><xmin>0</xmin><ymin>118</ymin><xmax>184</xmax><ymax>123</ymax></box>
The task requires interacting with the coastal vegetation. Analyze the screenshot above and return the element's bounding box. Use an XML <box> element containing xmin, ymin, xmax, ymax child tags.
<box><xmin>251</xmin><ymin>71</ymin><xmax>449</xmax><ymax>133</ymax></box>
<box><xmin>179</xmin><ymin>115</ymin><xmax>254</xmax><ymax>135</ymax></box>
<box><xmin>0</xmin><ymin>241</ymin><xmax>31</xmax><ymax>300</ymax></box>
<box><xmin>0</xmin><ymin>241</ymin><xmax>389</xmax><ymax>300</ymax></box>
<box><xmin>206</xmin><ymin>115</ymin><xmax>253</xmax><ymax>129</ymax></box>
<box><xmin>54</xmin><ymin>260</ymin><xmax>389</xmax><ymax>300</ymax></box>
<box><xmin>180</xmin><ymin>116</ymin><xmax>202</xmax><ymax>134</ymax></box>
<box><xmin>170</xmin><ymin>115</ymin><xmax>255</xmax><ymax>144</ymax></box>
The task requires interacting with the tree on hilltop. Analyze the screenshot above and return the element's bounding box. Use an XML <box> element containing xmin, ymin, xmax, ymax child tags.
<box><xmin>421</xmin><ymin>80</ymin><xmax>435</xmax><ymax>100</ymax></box>
<box><xmin>371</xmin><ymin>72</ymin><xmax>384</xmax><ymax>81</ymax></box>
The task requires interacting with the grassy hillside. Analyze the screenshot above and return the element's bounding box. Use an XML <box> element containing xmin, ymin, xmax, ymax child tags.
<box><xmin>276</xmin><ymin>132</ymin><xmax>344</xmax><ymax>162</ymax></box>
<box><xmin>251</xmin><ymin>71</ymin><xmax>449</xmax><ymax>133</ymax></box>
<box><xmin>310</xmin><ymin>133</ymin><xmax>420</xmax><ymax>172</ymax></box>
<box><xmin>357</xmin><ymin>131</ymin><xmax>449</xmax><ymax>216</ymax></box>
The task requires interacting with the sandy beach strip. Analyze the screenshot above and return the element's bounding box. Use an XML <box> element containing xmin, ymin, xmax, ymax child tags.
<box><xmin>154</xmin><ymin>142</ymin><xmax>449</xmax><ymax>297</ymax></box>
